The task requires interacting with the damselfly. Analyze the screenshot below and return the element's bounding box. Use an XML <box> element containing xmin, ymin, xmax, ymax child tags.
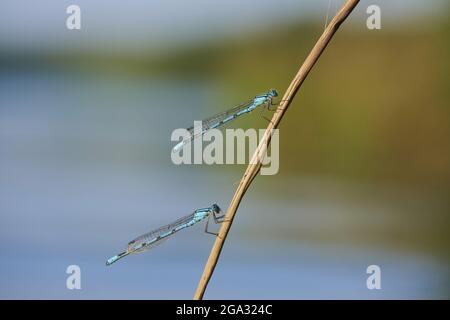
<box><xmin>172</xmin><ymin>89</ymin><xmax>278</xmax><ymax>153</ymax></box>
<box><xmin>106</xmin><ymin>204</ymin><xmax>224</xmax><ymax>265</ymax></box>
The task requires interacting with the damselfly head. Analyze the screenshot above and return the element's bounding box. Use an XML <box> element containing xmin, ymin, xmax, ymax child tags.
<box><xmin>269</xmin><ymin>89</ymin><xmax>278</xmax><ymax>97</ymax></box>
<box><xmin>211</xmin><ymin>204</ymin><xmax>222</xmax><ymax>214</ymax></box>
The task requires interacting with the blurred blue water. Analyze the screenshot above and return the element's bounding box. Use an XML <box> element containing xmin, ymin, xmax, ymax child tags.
<box><xmin>0</xmin><ymin>70</ymin><xmax>448</xmax><ymax>299</ymax></box>
<box><xmin>1</xmin><ymin>243</ymin><xmax>448</xmax><ymax>299</ymax></box>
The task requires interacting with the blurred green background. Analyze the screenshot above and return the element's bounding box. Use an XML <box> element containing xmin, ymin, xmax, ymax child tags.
<box><xmin>0</xmin><ymin>0</ymin><xmax>448</xmax><ymax>298</ymax></box>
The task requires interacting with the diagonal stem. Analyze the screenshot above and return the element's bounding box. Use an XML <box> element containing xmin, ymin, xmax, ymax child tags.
<box><xmin>194</xmin><ymin>0</ymin><xmax>360</xmax><ymax>300</ymax></box>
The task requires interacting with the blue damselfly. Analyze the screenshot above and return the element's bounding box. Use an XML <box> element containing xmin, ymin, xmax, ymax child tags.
<box><xmin>106</xmin><ymin>204</ymin><xmax>223</xmax><ymax>265</ymax></box>
<box><xmin>173</xmin><ymin>89</ymin><xmax>278</xmax><ymax>153</ymax></box>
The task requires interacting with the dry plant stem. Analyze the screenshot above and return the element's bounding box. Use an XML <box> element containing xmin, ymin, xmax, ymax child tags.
<box><xmin>194</xmin><ymin>0</ymin><xmax>360</xmax><ymax>300</ymax></box>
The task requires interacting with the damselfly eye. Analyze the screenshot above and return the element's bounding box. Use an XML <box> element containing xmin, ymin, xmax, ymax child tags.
<box><xmin>270</xmin><ymin>89</ymin><xmax>279</xmax><ymax>97</ymax></box>
<box><xmin>212</xmin><ymin>204</ymin><xmax>221</xmax><ymax>213</ymax></box>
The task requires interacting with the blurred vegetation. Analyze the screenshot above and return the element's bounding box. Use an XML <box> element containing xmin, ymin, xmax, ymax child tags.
<box><xmin>3</xmin><ymin>18</ymin><xmax>447</xmax><ymax>191</ymax></box>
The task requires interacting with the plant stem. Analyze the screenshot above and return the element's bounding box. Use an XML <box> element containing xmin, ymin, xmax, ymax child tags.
<box><xmin>193</xmin><ymin>0</ymin><xmax>360</xmax><ymax>300</ymax></box>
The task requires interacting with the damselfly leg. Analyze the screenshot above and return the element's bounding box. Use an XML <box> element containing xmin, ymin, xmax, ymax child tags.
<box><xmin>204</xmin><ymin>210</ymin><xmax>226</xmax><ymax>236</ymax></box>
<box><xmin>204</xmin><ymin>216</ymin><xmax>218</xmax><ymax>236</ymax></box>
